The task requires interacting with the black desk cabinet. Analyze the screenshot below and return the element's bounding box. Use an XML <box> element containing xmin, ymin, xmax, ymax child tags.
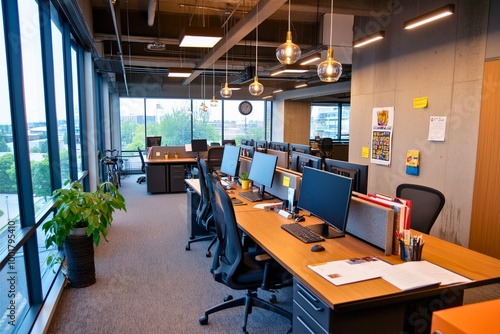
<box><xmin>146</xmin><ymin>165</ymin><xmax>166</xmax><ymax>193</ymax></box>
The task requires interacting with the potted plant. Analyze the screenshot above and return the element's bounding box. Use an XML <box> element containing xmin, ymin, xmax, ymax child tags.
<box><xmin>42</xmin><ymin>180</ymin><xmax>126</xmax><ymax>287</ymax></box>
<box><xmin>240</xmin><ymin>172</ymin><xmax>250</xmax><ymax>190</ymax></box>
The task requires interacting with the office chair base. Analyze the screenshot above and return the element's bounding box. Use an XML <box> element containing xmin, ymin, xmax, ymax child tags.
<box><xmin>200</xmin><ymin>289</ymin><xmax>292</xmax><ymax>333</ymax></box>
<box><xmin>185</xmin><ymin>235</ymin><xmax>217</xmax><ymax>257</ymax></box>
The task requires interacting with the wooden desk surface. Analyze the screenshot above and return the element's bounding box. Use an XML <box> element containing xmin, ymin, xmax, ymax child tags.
<box><xmin>235</xmin><ymin>209</ymin><xmax>500</xmax><ymax>312</ymax></box>
<box><xmin>145</xmin><ymin>157</ymin><xmax>196</xmax><ymax>164</ymax></box>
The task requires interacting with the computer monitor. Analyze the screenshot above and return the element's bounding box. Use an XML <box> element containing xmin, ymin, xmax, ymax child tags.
<box><xmin>248</xmin><ymin>151</ymin><xmax>278</xmax><ymax>200</ymax></box>
<box><xmin>191</xmin><ymin>139</ymin><xmax>208</xmax><ymax>152</ymax></box>
<box><xmin>146</xmin><ymin>136</ymin><xmax>161</xmax><ymax>147</ymax></box>
<box><xmin>240</xmin><ymin>138</ymin><xmax>254</xmax><ymax>146</ymax></box>
<box><xmin>324</xmin><ymin>158</ymin><xmax>369</xmax><ymax>194</ymax></box>
<box><xmin>297</xmin><ymin>167</ymin><xmax>353</xmax><ymax>238</ymax></box>
<box><xmin>240</xmin><ymin>144</ymin><xmax>255</xmax><ymax>158</ymax></box>
<box><xmin>220</xmin><ymin>145</ymin><xmax>240</xmax><ymax>178</ymax></box>
<box><xmin>290</xmin><ymin>143</ymin><xmax>311</xmax><ymax>155</ymax></box>
<box><xmin>268</xmin><ymin>141</ymin><xmax>289</xmax><ymax>152</ymax></box>
<box><xmin>290</xmin><ymin>151</ymin><xmax>321</xmax><ymax>173</ymax></box>
<box><xmin>255</xmin><ymin>139</ymin><xmax>267</xmax><ymax>150</ymax></box>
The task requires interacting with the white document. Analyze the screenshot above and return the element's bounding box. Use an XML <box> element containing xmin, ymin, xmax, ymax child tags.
<box><xmin>428</xmin><ymin>116</ymin><xmax>447</xmax><ymax>141</ymax></box>
<box><xmin>373</xmin><ymin>260</ymin><xmax>472</xmax><ymax>291</ymax></box>
<box><xmin>308</xmin><ymin>257</ymin><xmax>392</xmax><ymax>286</ymax></box>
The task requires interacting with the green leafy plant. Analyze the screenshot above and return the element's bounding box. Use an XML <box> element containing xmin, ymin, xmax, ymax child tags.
<box><xmin>42</xmin><ymin>180</ymin><xmax>127</xmax><ymax>253</ymax></box>
<box><xmin>240</xmin><ymin>172</ymin><xmax>249</xmax><ymax>180</ymax></box>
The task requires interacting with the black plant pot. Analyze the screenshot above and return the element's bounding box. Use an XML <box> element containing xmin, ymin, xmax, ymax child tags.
<box><xmin>64</xmin><ymin>230</ymin><xmax>96</xmax><ymax>288</ymax></box>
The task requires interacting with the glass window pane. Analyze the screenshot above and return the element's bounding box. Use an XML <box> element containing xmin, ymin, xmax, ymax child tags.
<box><xmin>193</xmin><ymin>99</ymin><xmax>221</xmax><ymax>144</ymax></box>
<box><xmin>146</xmin><ymin>98</ymin><xmax>191</xmax><ymax>146</ymax></box>
<box><xmin>0</xmin><ymin>0</ymin><xmax>21</xmax><ymax>255</ymax></box>
<box><xmin>19</xmin><ymin>0</ymin><xmax>52</xmax><ymax>211</ymax></box>
<box><xmin>341</xmin><ymin>104</ymin><xmax>350</xmax><ymax>140</ymax></box>
<box><xmin>71</xmin><ymin>46</ymin><xmax>83</xmax><ymax>173</ymax></box>
<box><xmin>0</xmin><ymin>248</ymin><xmax>30</xmax><ymax>333</ymax></box>
<box><xmin>120</xmin><ymin>97</ymin><xmax>145</xmax><ymax>150</ymax></box>
<box><xmin>51</xmin><ymin>18</ymin><xmax>70</xmax><ymax>182</ymax></box>
<box><xmin>223</xmin><ymin>100</ymin><xmax>265</xmax><ymax>144</ymax></box>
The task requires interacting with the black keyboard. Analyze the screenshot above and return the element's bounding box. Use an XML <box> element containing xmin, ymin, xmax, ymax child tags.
<box><xmin>281</xmin><ymin>223</ymin><xmax>325</xmax><ymax>243</ymax></box>
<box><xmin>238</xmin><ymin>191</ymin><xmax>263</xmax><ymax>202</ymax></box>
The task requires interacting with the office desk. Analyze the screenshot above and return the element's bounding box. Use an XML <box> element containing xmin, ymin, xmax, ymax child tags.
<box><xmin>235</xmin><ymin>210</ymin><xmax>500</xmax><ymax>333</ymax></box>
<box><xmin>185</xmin><ymin>178</ymin><xmax>500</xmax><ymax>333</ymax></box>
<box><xmin>145</xmin><ymin>157</ymin><xmax>196</xmax><ymax>193</ymax></box>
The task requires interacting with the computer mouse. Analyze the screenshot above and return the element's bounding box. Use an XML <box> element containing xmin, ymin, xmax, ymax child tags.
<box><xmin>295</xmin><ymin>216</ymin><xmax>305</xmax><ymax>222</ymax></box>
<box><xmin>311</xmin><ymin>244</ymin><xmax>325</xmax><ymax>252</ymax></box>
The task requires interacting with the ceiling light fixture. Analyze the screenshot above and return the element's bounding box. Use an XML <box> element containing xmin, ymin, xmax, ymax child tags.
<box><xmin>179</xmin><ymin>26</ymin><xmax>223</xmax><ymax>48</ymax></box>
<box><xmin>249</xmin><ymin>2</ymin><xmax>264</xmax><ymax>96</ymax></box>
<box><xmin>200</xmin><ymin>72</ymin><xmax>207</xmax><ymax>112</ymax></box>
<box><xmin>210</xmin><ymin>59</ymin><xmax>218</xmax><ymax>107</ymax></box>
<box><xmin>273</xmin><ymin>89</ymin><xmax>284</xmax><ymax>94</ymax></box>
<box><xmin>168</xmin><ymin>67</ymin><xmax>192</xmax><ymax>77</ymax></box>
<box><xmin>404</xmin><ymin>4</ymin><xmax>455</xmax><ymax>30</ymax></box>
<box><xmin>295</xmin><ymin>82</ymin><xmax>308</xmax><ymax>88</ymax></box>
<box><xmin>262</xmin><ymin>95</ymin><xmax>273</xmax><ymax>99</ymax></box>
<box><xmin>299</xmin><ymin>53</ymin><xmax>321</xmax><ymax>65</ymax></box>
<box><xmin>276</xmin><ymin>0</ymin><xmax>301</xmax><ymax>64</ymax></box>
<box><xmin>270</xmin><ymin>64</ymin><xmax>309</xmax><ymax>76</ymax></box>
<box><xmin>317</xmin><ymin>0</ymin><xmax>342</xmax><ymax>82</ymax></box>
<box><xmin>220</xmin><ymin>24</ymin><xmax>232</xmax><ymax>99</ymax></box>
<box><xmin>353</xmin><ymin>31</ymin><xmax>385</xmax><ymax>48</ymax></box>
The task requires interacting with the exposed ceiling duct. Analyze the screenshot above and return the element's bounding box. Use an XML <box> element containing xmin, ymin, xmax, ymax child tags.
<box><xmin>147</xmin><ymin>0</ymin><xmax>157</xmax><ymax>27</ymax></box>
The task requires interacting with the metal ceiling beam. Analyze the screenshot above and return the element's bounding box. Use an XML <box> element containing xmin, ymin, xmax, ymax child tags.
<box><xmin>183</xmin><ymin>0</ymin><xmax>288</xmax><ymax>85</ymax></box>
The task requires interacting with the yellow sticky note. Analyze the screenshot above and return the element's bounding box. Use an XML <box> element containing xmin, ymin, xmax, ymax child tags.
<box><xmin>361</xmin><ymin>146</ymin><xmax>369</xmax><ymax>159</ymax></box>
<box><xmin>283</xmin><ymin>176</ymin><xmax>290</xmax><ymax>187</ymax></box>
<box><xmin>414</xmin><ymin>96</ymin><xmax>428</xmax><ymax>109</ymax></box>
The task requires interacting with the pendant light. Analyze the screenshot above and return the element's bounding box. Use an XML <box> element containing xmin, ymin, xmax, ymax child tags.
<box><xmin>210</xmin><ymin>59</ymin><xmax>218</xmax><ymax>107</ymax></box>
<box><xmin>317</xmin><ymin>0</ymin><xmax>342</xmax><ymax>82</ymax></box>
<box><xmin>249</xmin><ymin>2</ymin><xmax>264</xmax><ymax>96</ymax></box>
<box><xmin>186</xmin><ymin>83</ymin><xmax>192</xmax><ymax>114</ymax></box>
<box><xmin>276</xmin><ymin>0</ymin><xmax>301</xmax><ymax>64</ymax></box>
<box><xmin>200</xmin><ymin>72</ymin><xmax>207</xmax><ymax>112</ymax></box>
<box><xmin>220</xmin><ymin>24</ymin><xmax>232</xmax><ymax>99</ymax></box>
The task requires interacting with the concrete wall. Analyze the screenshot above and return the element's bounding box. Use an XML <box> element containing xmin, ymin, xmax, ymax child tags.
<box><xmin>350</xmin><ymin>0</ymin><xmax>490</xmax><ymax>246</ymax></box>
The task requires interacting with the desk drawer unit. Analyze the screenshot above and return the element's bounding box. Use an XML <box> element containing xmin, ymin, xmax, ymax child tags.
<box><xmin>169</xmin><ymin>164</ymin><xmax>186</xmax><ymax>192</ymax></box>
<box><xmin>293</xmin><ymin>279</ymin><xmax>330</xmax><ymax>333</ymax></box>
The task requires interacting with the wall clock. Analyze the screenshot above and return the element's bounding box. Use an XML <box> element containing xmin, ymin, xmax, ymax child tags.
<box><xmin>238</xmin><ymin>101</ymin><xmax>253</xmax><ymax>115</ymax></box>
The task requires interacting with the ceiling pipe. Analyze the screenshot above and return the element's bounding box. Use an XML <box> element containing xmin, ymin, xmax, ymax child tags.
<box><xmin>108</xmin><ymin>0</ymin><xmax>129</xmax><ymax>95</ymax></box>
<box><xmin>147</xmin><ymin>0</ymin><xmax>157</xmax><ymax>27</ymax></box>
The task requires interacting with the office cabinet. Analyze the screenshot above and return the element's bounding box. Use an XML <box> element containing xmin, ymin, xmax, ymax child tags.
<box><xmin>146</xmin><ymin>165</ymin><xmax>166</xmax><ymax>193</ymax></box>
<box><xmin>169</xmin><ymin>164</ymin><xmax>186</xmax><ymax>192</ymax></box>
<box><xmin>186</xmin><ymin>188</ymin><xmax>208</xmax><ymax>238</ymax></box>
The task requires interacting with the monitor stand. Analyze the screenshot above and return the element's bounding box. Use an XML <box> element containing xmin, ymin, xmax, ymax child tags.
<box><xmin>306</xmin><ymin>222</ymin><xmax>345</xmax><ymax>239</ymax></box>
<box><xmin>258</xmin><ymin>184</ymin><xmax>274</xmax><ymax>201</ymax></box>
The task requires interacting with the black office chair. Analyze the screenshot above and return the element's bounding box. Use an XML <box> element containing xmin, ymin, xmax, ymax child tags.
<box><xmin>185</xmin><ymin>158</ymin><xmax>217</xmax><ymax>257</ymax></box>
<box><xmin>207</xmin><ymin>146</ymin><xmax>225</xmax><ymax>172</ymax></box>
<box><xmin>320</xmin><ymin>137</ymin><xmax>334</xmax><ymax>159</ymax></box>
<box><xmin>396</xmin><ymin>183</ymin><xmax>446</xmax><ymax>234</ymax></box>
<box><xmin>199</xmin><ymin>176</ymin><xmax>292</xmax><ymax>333</ymax></box>
<box><xmin>137</xmin><ymin>147</ymin><xmax>146</xmax><ymax>184</ymax></box>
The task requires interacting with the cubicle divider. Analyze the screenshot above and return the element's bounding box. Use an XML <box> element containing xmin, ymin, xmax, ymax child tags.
<box><xmin>148</xmin><ymin>145</ymin><xmax>196</xmax><ymax>159</ymax></box>
<box><xmin>346</xmin><ymin>194</ymin><xmax>395</xmax><ymax>255</ymax></box>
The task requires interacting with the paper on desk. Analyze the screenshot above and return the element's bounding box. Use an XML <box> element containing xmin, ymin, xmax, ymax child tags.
<box><xmin>372</xmin><ymin>260</ymin><xmax>472</xmax><ymax>291</ymax></box>
<box><xmin>253</xmin><ymin>202</ymin><xmax>282</xmax><ymax>210</ymax></box>
<box><xmin>308</xmin><ymin>256</ymin><xmax>392</xmax><ymax>286</ymax></box>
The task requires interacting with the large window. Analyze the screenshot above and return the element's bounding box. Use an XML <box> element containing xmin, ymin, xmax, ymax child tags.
<box><xmin>119</xmin><ymin>97</ymin><xmax>269</xmax><ymax>150</ymax></box>
<box><xmin>310</xmin><ymin>103</ymin><xmax>350</xmax><ymax>141</ymax></box>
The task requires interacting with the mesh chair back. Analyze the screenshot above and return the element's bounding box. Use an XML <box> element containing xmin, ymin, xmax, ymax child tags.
<box><xmin>196</xmin><ymin>158</ymin><xmax>213</xmax><ymax>228</ymax></box>
<box><xmin>207</xmin><ymin>146</ymin><xmax>225</xmax><ymax>171</ymax></box>
<box><xmin>138</xmin><ymin>147</ymin><xmax>145</xmax><ymax>172</ymax></box>
<box><xmin>396</xmin><ymin>183</ymin><xmax>445</xmax><ymax>234</ymax></box>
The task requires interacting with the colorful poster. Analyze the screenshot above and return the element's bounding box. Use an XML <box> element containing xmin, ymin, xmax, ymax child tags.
<box><xmin>371</xmin><ymin>107</ymin><xmax>394</xmax><ymax>166</ymax></box>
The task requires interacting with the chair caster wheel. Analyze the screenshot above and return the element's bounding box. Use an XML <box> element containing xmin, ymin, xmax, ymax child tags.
<box><xmin>223</xmin><ymin>295</ymin><xmax>233</xmax><ymax>302</ymax></box>
<box><xmin>269</xmin><ymin>294</ymin><xmax>277</xmax><ymax>303</ymax></box>
<box><xmin>199</xmin><ymin>315</ymin><xmax>208</xmax><ymax>325</ymax></box>
<box><xmin>205</xmin><ymin>251</ymin><xmax>211</xmax><ymax>257</ymax></box>
<box><xmin>185</xmin><ymin>244</ymin><xmax>190</xmax><ymax>251</ymax></box>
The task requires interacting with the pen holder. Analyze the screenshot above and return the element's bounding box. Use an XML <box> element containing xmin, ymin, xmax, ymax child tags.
<box><xmin>400</xmin><ymin>241</ymin><xmax>424</xmax><ymax>261</ymax></box>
